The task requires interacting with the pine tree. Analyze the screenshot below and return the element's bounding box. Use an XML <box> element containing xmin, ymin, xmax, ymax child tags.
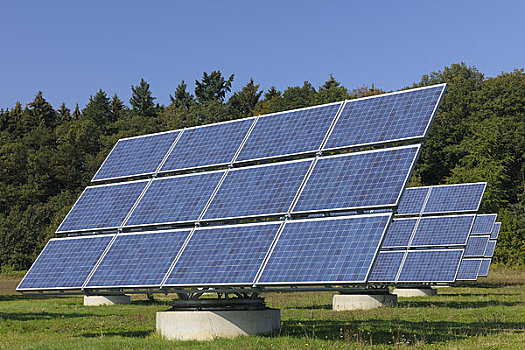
<box><xmin>195</xmin><ymin>71</ymin><xmax>234</xmax><ymax>103</ymax></box>
<box><xmin>169</xmin><ymin>80</ymin><xmax>195</xmax><ymax>110</ymax></box>
<box><xmin>110</xmin><ymin>93</ymin><xmax>125</xmax><ymax>120</ymax></box>
<box><xmin>228</xmin><ymin>78</ymin><xmax>263</xmax><ymax>117</ymax></box>
<box><xmin>82</xmin><ymin>89</ymin><xmax>112</xmax><ymax>127</ymax></box>
<box><xmin>130</xmin><ymin>78</ymin><xmax>157</xmax><ymax>118</ymax></box>
<box><xmin>57</xmin><ymin>103</ymin><xmax>71</xmax><ymax>122</ymax></box>
<box><xmin>72</xmin><ymin>103</ymin><xmax>81</xmax><ymax>120</ymax></box>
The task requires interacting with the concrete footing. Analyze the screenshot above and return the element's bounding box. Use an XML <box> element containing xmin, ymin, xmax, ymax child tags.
<box><xmin>332</xmin><ymin>293</ymin><xmax>398</xmax><ymax>311</ymax></box>
<box><xmin>392</xmin><ymin>288</ymin><xmax>437</xmax><ymax>297</ymax></box>
<box><xmin>156</xmin><ymin>309</ymin><xmax>281</xmax><ymax>340</ymax></box>
<box><xmin>84</xmin><ymin>295</ymin><xmax>131</xmax><ymax>306</ymax></box>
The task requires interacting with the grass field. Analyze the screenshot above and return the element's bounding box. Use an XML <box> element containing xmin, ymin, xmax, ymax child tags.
<box><xmin>1</xmin><ymin>267</ymin><xmax>524</xmax><ymax>349</ymax></box>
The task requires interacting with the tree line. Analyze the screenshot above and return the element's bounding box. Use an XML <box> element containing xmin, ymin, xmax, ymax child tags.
<box><xmin>0</xmin><ymin>63</ymin><xmax>523</xmax><ymax>271</ymax></box>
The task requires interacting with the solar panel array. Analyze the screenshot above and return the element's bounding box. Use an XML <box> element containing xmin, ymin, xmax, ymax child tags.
<box><xmin>19</xmin><ymin>84</ymin><xmax>452</xmax><ymax>292</ymax></box>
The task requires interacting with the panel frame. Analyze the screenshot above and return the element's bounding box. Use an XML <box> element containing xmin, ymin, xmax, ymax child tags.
<box><xmin>84</xmin><ymin>228</ymin><xmax>194</xmax><ymax>289</ymax></box>
<box><xmin>470</xmin><ymin>213</ymin><xmax>498</xmax><ymax>235</ymax></box>
<box><xmin>395</xmin><ymin>248</ymin><xmax>465</xmax><ymax>284</ymax></box>
<box><xmin>254</xmin><ymin>212</ymin><xmax>393</xmax><ymax>286</ymax></box>
<box><xmin>16</xmin><ymin>233</ymin><xmax>116</xmax><ymax>291</ymax></box>
<box><xmin>408</xmin><ymin>214</ymin><xmax>476</xmax><ymax>248</ymax></box>
<box><xmin>56</xmin><ymin>178</ymin><xmax>151</xmax><ymax>234</ymax></box>
<box><xmin>290</xmin><ymin>144</ymin><xmax>422</xmax><ymax>215</ymax></box>
<box><xmin>422</xmin><ymin>182</ymin><xmax>487</xmax><ymax>215</ymax></box>
<box><xmin>91</xmin><ymin>129</ymin><xmax>182</xmax><ymax>183</ymax></box>
<box><xmin>321</xmin><ymin>83</ymin><xmax>447</xmax><ymax>153</ymax></box>
<box><xmin>456</xmin><ymin>258</ymin><xmax>483</xmax><ymax>281</ymax></box>
<box><xmin>380</xmin><ymin>217</ymin><xmax>419</xmax><ymax>249</ymax></box>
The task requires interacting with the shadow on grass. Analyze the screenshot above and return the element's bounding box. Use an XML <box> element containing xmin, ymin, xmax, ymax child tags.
<box><xmin>0</xmin><ymin>294</ymin><xmax>73</xmax><ymax>302</ymax></box>
<box><xmin>0</xmin><ymin>311</ymin><xmax>94</xmax><ymax>321</ymax></box>
<box><xmin>462</xmin><ymin>281</ymin><xmax>525</xmax><ymax>288</ymax></box>
<box><xmin>131</xmin><ymin>299</ymin><xmax>172</xmax><ymax>306</ymax></box>
<box><xmin>280</xmin><ymin>318</ymin><xmax>525</xmax><ymax>345</ymax></box>
<box><xmin>399</xmin><ymin>300</ymin><xmax>521</xmax><ymax>308</ymax></box>
<box><xmin>441</xmin><ymin>293</ymin><xmax>520</xmax><ymax>297</ymax></box>
<box><xmin>80</xmin><ymin>330</ymin><xmax>153</xmax><ymax>338</ymax></box>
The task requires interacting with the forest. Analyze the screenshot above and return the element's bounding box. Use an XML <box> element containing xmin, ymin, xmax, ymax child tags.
<box><xmin>0</xmin><ymin>62</ymin><xmax>523</xmax><ymax>271</ymax></box>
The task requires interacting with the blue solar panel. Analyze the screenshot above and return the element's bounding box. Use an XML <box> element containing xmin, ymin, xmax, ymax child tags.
<box><xmin>203</xmin><ymin>160</ymin><xmax>311</xmax><ymax>221</ymax></box>
<box><xmin>464</xmin><ymin>235</ymin><xmax>490</xmax><ymax>257</ymax></box>
<box><xmin>397</xmin><ymin>187</ymin><xmax>430</xmax><ymax>215</ymax></box>
<box><xmin>484</xmin><ymin>240</ymin><xmax>496</xmax><ymax>258</ymax></box>
<box><xmin>293</xmin><ymin>145</ymin><xmax>420</xmax><ymax>213</ymax></box>
<box><xmin>125</xmin><ymin>172</ymin><xmax>224</xmax><ymax>227</ymax></box>
<box><xmin>257</xmin><ymin>214</ymin><xmax>391</xmax><ymax>284</ymax></box>
<box><xmin>17</xmin><ymin>235</ymin><xmax>113</xmax><ymax>290</ymax></box>
<box><xmin>92</xmin><ymin>131</ymin><xmax>180</xmax><ymax>182</ymax></box>
<box><xmin>410</xmin><ymin>215</ymin><xmax>475</xmax><ymax>247</ymax></box>
<box><xmin>57</xmin><ymin>181</ymin><xmax>148</xmax><ymax>233</ymax></box>
<box><xmin>397</xmin><ymin>249</ymin><xmax>463</xmax><ymax>283</ymax></box>
<box><xmin>86</xmin><ymin>230</ymin><xmax>191</xmax><ymax>288</ymax></box>
<box><xmin>478</xmin><ymin>258</ymin><xmax>491</xmax><ymax>276</ymax></box>
<box><xmin>324</xmin><ymin>85</ymin><xmax>445</xmax><ymax>150</ymax></box>
<box><xmin>456</xmin><ymin>259</ymin><xmax>482</xmax><ymax>280</ymax></box>
<box><xmin>471</xmin><ymin>214</ymin><xmax>497</xmax><ymax>234</ymax></box>
<box><xmin>165</xmin><ymin>223</ymin><xmax>281</xmax><ymax>286</ymax></box>
<box><xmin>423</xmin><ymin>183</ymin><xmax>486</xmax><ymax>214</ymax></box>
<box><xmin>491</xmin><ymin>222</ymin><xmax>501</xmax><ymax>239</ymax></box>
<box><xmin>381</xmin><ymin>218</ymin><xmax>417</xmax><ymax>248</ymax></box>
<box><xmin>236</xmin><ymin>103</ymin><xmax>342</xmax><ymax>162</ymax></box>
<box><xmin>368</xmin><ymin>251</ymin><xmax>405</xmax><ymax>283</ymax></box>
<box><xmin>159</xmin><ymin>118</ymin><xmax>254</xmax><ymax>173</ymax></box>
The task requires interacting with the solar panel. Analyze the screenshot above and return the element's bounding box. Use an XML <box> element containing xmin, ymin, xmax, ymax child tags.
<box><xmin>17</xmin><ymin>235</ymin><xmax>113</xmax><ymax>290</ymax></box>
<box><xmin>464</xmin><ymin>235</ymin><xmax>490</xmax><ymax>257</ymax></box>
<box><xmin>423</xmin><ymin>183</ymin><xmax>486</xmax><ymax>214</ymax></box>
<box><xmin>57</xmin><ymin>180</ymin><xmax>149</xmax><ymax>233</ymax></box>
<box><xmin>293</xmin><ymin>145</ymin><xmax>420</xmax><ymax>213</ymax></box>
<box><xmin>164</xmin><ymin>222</ymin><xmax>281</xmax><ymax>286</ymax></box>
<box><xmin>367</xmin><ymin>251</ymin><xmax>405</xmax><ymax>283</ymax></box>
<box><xmin>159</xmin><ymin>118</ymin><xmax>254</xmax><ymax>173</ymax></box>
<box><xmin>86</xmin><ymin>230</ymin><xmax>191</xmax><ymax>288</ymax></box>
<box><xmin>410</xmin><ymin>215</ymin><xmax>475</xmax><ymax>247</ymax></box>
<box><xmin>257</xmin><ymin>214</ymin><xmax>391</xmax><ymax>284</ymax></box>
<box><xmin>125</xmin><ymin>171</ymin><xmax>224</xmax><ymax>227</ymax></box>
<box><xmin>397</xmin><ymin>187</ymin><xmax>430</xmax><ymax>216</ymax></box>
<box><xmin>471</xmin><ymin>214</ymin><xmax>497</xmax><ymax>234</ymax></box>
<box><xmin>397</xmin><ymin>249</ymin><xmax>463</xmax><ymax>283</ymax></box>
<box><xmin>236</xmin><ymin>102</ymin><xmax>342</xmax><ymax>162</ymax></box>
<box><xmin>202</xmin><ymin>160</ymin><xmax>311</xmax><ymax>221</ymax></box>
<box><xmin>323</xmin><ymin>85</ymin><xmax>445</xmax><ymax>151</ymax></box>
<box><xmin>456</xmin><ymin>259</ymin><xmax>482</xmax><ymax>281</ymax></box>
<box><xmin>484</xmin><ymin>240</ymin><xmax>496</xmax><ymax>258</ymax></box>
<box><xmin>478</xmin><ymin>258</ymin><xmax>491</xmax><ymax>277</ymax></box>
<box><xmin>491</xmin><ymin>222</ymin><xmax>501</xmax><ymax>239</ymax></box>
<box><xmin>381</xmin><ymin>218</ymin><xmax>417</xmax><ymax>248</ymax></box>
<box><xmin>92</xmin><ymin>131</ymin><xmax>180</xmax><ymax>182</ymax></box>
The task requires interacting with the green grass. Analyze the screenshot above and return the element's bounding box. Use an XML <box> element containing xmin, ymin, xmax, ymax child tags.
<box><xmin>1</xmin><ymin>266</ymin><xmax>524</xmax><ymax>349</ymax></box>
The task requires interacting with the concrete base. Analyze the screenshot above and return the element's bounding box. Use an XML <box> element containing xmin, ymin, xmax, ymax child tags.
<box><xmin>84</xmin><ymin>295</ymin><xmax>131</xmax><ymax>306</ymax></box>
<box><xmin>392</xmin><ymin>288</ymin><xmax>437</xmax><ymax>297</ymax></box>
<box><xmin>332</xmin><ymin>293</ymin><xmax>398</xmax><ymax>311</ymax></box>
<box><xmin>156</xmin><ymin>309</ymin><xmax>281</xmax><ymax>340</ymax></box>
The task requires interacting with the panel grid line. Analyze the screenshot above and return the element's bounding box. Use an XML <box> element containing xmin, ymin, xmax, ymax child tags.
<box><xmin>81</xmin><ymin>234</ymin><xmax>119</xmax><ymax>290</ymax></box>
<box><xmin>154</xmin><ymin>128</ymin><xmax>185</xmax><ymax>173</ymax></box>
<box><xmin>159</xmin><ymin>227</ymin><xmax>197</xmax><ymax>288</ymax></box>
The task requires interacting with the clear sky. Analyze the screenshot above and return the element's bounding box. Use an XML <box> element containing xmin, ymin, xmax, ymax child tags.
<box><xmin>1</xmin><ymin>1</ymin><xmax>524</xmax><ymax>109</ymax></box>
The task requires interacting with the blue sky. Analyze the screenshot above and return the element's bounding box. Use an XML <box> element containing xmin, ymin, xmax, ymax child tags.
<box><xmin>1</xmin><ymin>1</ymin><xmax>524</xmax><ymax>109</ymax></box>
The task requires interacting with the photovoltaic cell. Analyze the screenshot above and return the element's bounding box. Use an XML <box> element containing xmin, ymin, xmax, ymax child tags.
<box><xmin>381</xmin><ymin>218</ymin><xmax>417</xmax><ymax>248</ymax></box>
<box><xmin>17</xmin><ymin>235</ymin><xmax>113</xmax><ymax>290</ymax></box>
<box><xmin>471</xmin><ymin>214</ymin><xmax>497</xmax><ymax>235</ymax></box>
<box><xmin>397</xmin><ymin>187</ymin><xmax>429</xmax><ymax>215</ymax></box>
<box><xmin>258</xmin><ymin>214</ymin><xmax>391</xmax><ymax>284</ymax></box>
<box><xmin>236</xmin><ymin>103</ymin><xmax>342</xmax><ymax>162</ymax></box>
<box><xmin>491</xmin><ymin>222</ymin><xmax>501</xmax><ymax>239</ymax></box>
<box><xmin>324</xmin><ymin>85</ymin><xmax>445</xmax><ymax>150</ymax></box>
<box><xmin>484</xmin><ymin>240</ymin><xmax>496</xmax><ymax>258</ymax></box>
<box><xmin>456</xmin><ymin>259</ymin><xmax>482</xmax><ymax>281</ymax></box>
<box><xmin>125</xmin><ymin>172</ymin><xmax>224</xmax><ymax>227</ymax></box>
<box><xmin>159</xmin><ymin>119</ymin><xmax>254</xmax><ymax>172</ymax></box>
<box><xmin>203</xmin><ymin>160</ymin><xmax>311</xmax><ymax>221</ymax></box>
<box><xmin>397</xmin><ymin>249</ymin><xmax>463</xmax><ymax>283</ymax></box>
<box><xmin>423</xmin><ymin>183</ymin><xmax>486</xmax><ymax>214</ymax></box>
<box><xmin>410</xmin><ymin>215</ymin><xmax>475</xmax><ymax>247</ymax></box>
<box><xmin>368</xmin><ymin>251</ymin><xmax>405</xmax><ymax>283</ymax></box>
<box><xmin>464</xmin><ymin>235</ymin><xmax>490</xmax><ymax>257</ymax></box>
<box><xmin>86</xmin><ymin>230</ymin><xmax>191</xmax><ymax>288</ymax></box>
<box><xmin>478</xmin><ymin>259</ymin><xmax>491</xmax><ymax>276</ymax></box>
<box><xmin>293</xmin><ymin>145</ymin><xmax>420</xmax><ymax>213</ymax></box>
<box><xmin>165</xmin><ymin>223</ymin><xmax>281</xmax><ymax>286</ymax></box>
<box><xmin>92</xmin><ymin>131</ymin><xmax>180</xmax><ymax>182</ymax></box>
<box><xmin>57</xmin><ymin>181</ymin><xmax>148</xmax><ymax>232</ymax></box>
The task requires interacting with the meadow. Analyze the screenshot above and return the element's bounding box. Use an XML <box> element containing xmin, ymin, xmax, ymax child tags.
<box><xmin>1</xmin><ymin>267</ymin><xmax>524</xmax><ymax>349</ymax></box>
